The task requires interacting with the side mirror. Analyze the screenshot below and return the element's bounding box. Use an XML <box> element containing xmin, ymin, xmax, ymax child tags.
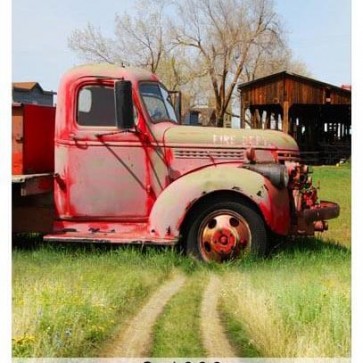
<box><xmin>114</xmin><ymin>80</ymin><xmax>134</xmax><ymax>130</ymax></box>
<box><xmin>169</xmin><ymin>90</ymin><xmax>182</xmax><ymax>124</ymax></box>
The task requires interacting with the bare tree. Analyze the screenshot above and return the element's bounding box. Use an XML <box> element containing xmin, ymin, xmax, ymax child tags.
<box><xmin>69</xmin><ymin>0</ymin><xmax>169</xmax><ymax>71</ymax></box>
<box><xmin>172</xmin><ymin>0</ymin><xmax>294</xmax><ymax>126</ymax></box>
<box><xmin>113</xmin><ymin>3</ymin><xmax>166</xmax><ymax>72</ymax></box>
<box><xmin>69</xmin><ymin>0</ymin><xmax>195</xmax><ymax>91</ymax></box>
<box><xmin>68</xmin><ymin>0</ymin><xmax>308</xmax><ymax>127</ymax></box>
<box><xmin>243</xmin><ymin>38</ymin><xmax>311</xmax><ymax>82</ymax></box>
<box><xmin>68</xmin><ymin>23</ymin><xmax>118</xmax><ymax>64</ymax></box>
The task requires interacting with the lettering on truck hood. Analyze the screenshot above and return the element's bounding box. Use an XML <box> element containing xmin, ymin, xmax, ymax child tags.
<box><xmin>162</xmin><ymin>125</ymin><xmax>299</xmax><ymax>151</ymax></box>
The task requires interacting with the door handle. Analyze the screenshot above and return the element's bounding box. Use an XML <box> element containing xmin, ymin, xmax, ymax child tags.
<box><xmin>69</xmin><ymin>133</ymin><xmax>88</xmax><ymax>149</ymax></box>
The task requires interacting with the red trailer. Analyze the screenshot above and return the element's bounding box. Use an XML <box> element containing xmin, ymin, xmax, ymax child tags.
<box><xmin>12</xmin><ymin>103</ymin><xmax>55</xmax><ymax>233</ymax></box>
<box><xmin>12</xmin><ymin>103</ymin><xmax>55</xmax><ymax>175</ymax></box>
<box><xmin>12</xmin><ymin>64</ymin><xmax>340</xmax><ymax>263</ymax></box>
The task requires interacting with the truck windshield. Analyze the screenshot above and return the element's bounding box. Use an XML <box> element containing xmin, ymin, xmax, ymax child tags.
<box><xmin>139</xmin><ymin>83</ymin><xmax>178</xmax><ymax>124</ymax></box>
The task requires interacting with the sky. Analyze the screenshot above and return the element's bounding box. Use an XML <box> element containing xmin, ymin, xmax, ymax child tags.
<box><xmin>11</xmin><ymin>0</ymin><xmax>352</xmax><ymax>92</ymax></box>
<box><xmin>274</xmin><ymin>0</ymin><xmax>351</xmax><ymax>86</ymax></box>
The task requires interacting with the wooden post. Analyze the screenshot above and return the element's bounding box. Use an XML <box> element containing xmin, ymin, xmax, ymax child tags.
<box><xmin>282</xmin><ymin>101</ymin><xmax>290</xmax><ymax>133</ymax></box>
<box><xmin>255</xmin><ymin>109</ymin><xmax>261</xmax><ymax>129</ymax></box>
<box><xmin>292</xmin><ymin>119</ymin><xmax>297</xmax><ymax>140</ymax></box>
<box><xmin>240</xmin><ymin>99</ymin><xmax>245</xmax><ymax>129</ymax></box>
<box><xmin>265</xmin><ymin>111</ymin><xmax>271</xmax><ymax>130</ymax></box>
<box><xmin>250</xmin><ymin>107</ymin><xmax>255</xmax><ymax>128</ymax></box>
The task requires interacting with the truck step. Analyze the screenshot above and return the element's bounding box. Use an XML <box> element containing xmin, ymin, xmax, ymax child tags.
<box><xmin>43</xmin><ymin>231</ymin><xmax>178</xmax><ymax>245</ymax></box>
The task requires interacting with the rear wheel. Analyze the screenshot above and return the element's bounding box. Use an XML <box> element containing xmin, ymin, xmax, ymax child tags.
<box><xmin>185</xmin><ymin>200</ymin><xmax>267</xmax><ymax>262</ymax></box>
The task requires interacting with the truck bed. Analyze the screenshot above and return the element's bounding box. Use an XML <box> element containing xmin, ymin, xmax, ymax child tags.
<box><xmin>12</xmin><ymin>173</ymin><xmax>54</xmax><ymax>234</ymax></box>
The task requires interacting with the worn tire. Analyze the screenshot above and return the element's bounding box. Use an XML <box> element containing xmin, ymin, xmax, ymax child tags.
<box><xmin>185</xmin><ymin>199</ymin><xmax>267</xmax><ymax>262</ymax></box>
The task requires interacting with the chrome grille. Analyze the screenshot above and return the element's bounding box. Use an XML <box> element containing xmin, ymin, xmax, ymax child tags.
<box><xmin>174</xmin><ymin>148</ymin><xmax>245</xmax><ymax>160</ymax></box>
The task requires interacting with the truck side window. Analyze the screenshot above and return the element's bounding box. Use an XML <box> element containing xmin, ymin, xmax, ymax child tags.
<box><xmin>77</xmin><ymin>86</ymin><xmax>116</xmax><ymax>127</ymax></box>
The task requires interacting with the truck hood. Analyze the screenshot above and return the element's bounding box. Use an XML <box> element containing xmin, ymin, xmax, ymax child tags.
<box><xmin>163</xmin><ymin>125</ymin><xmax>299</xmax><ymax>151</ymax></box>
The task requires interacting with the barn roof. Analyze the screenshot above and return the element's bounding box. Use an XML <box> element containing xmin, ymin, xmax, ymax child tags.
<box><xmin>237</xmin><ymin>71</ymin><xmax>351</xmax><ymax>106</ymax></box>
<box><xmin>12</xmin><ymin>82</ymin><xmax>56</xmax><ymax>95</ymax></box>
<box><xmin>237</xmin><ymin>71</ymin><xmax>351</xmax><ymax>95</ymax></box>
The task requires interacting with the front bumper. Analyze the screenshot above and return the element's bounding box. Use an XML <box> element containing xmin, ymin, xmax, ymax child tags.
<box><xmin>296</xmin><ymin>200</ymin><xmax>340</xmax><ymax>234</ymax></box>
<box><xmin>303</xmin><ymin>201</ymin><xmax>340</xmax><ymax>223</ymax></box>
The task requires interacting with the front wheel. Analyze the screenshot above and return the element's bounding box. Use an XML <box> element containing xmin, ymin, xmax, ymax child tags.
<box><xmin>185</xmin><ymin>200</ymin><xmax>267</xmax><ymax>262</ymax></box>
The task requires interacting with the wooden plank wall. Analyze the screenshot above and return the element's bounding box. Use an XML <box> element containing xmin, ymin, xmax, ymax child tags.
<box><xmin>241</xmin><ymin>75</ymin><xmax>351</xmax><ymax>107</ymax></box>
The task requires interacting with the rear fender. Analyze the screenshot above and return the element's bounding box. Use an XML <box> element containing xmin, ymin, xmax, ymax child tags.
<box><xmin>148</xmin><ymin>165</ymin><xmax>290</xmax><ymax>238</ymax></box>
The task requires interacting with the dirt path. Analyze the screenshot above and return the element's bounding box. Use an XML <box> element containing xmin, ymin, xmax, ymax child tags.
<box><xmin>103</xmin><ymin>273</ymin><xmax>186</xmax><ymax>357</ymax></box>
<box><xmin>200</xmin><ymin>275</ymin><xmax>236</xmax><ymax>357</ymax></box>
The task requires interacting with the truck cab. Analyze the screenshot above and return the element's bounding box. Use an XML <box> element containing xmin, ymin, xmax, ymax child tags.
<box><xmin>17</xmin><ymin>64</ymin><xmax>339</xmax><ymax>262</ymax></box>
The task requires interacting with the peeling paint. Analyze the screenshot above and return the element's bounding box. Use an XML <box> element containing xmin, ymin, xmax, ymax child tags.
<box><xmin>149</xmin><ymin>164</ymin><xmax>291</xmax><ymax>237</ymax></box>
<box><xmin>45</xmin><ymin>64</ymin><xmax>339</xmax><ymax>246</ymax></box>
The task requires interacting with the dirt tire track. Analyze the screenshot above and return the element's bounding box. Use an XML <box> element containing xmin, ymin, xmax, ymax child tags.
<box><xmin>200</xmin><ymin>275</ymin><xmax>236</xmax><ymax>357</ymax></box>
<box><xmin>103</xmin><ymin>273</ymin><xmax>186</xmax><ymax>357</ymax></box>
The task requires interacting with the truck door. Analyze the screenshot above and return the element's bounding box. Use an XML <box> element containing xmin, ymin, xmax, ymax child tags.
<box><xmin>62</xmin><ymin>80</ymin><xmax>148</xmax><ymax>220</ymax></box>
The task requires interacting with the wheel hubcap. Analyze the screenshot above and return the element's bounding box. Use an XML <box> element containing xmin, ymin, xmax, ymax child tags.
<box><xmin>198</xmin><ymin>210</ymin><xmax>251</xmax><ymax>262</ymax></box>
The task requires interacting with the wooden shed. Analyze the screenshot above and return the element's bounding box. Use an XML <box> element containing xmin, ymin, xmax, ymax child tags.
<box><xmin>238</xmin><ymin>71</ymin><xmax>351</xmax><ymax>164</ymax></box>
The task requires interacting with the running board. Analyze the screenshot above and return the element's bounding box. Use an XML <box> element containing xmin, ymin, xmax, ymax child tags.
<box><xmin>44</xmin><ymin>232</ymin><xmax>178</xmax><ymax>246</ymax></box>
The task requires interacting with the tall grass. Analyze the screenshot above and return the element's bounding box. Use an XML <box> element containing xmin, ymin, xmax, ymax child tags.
<box><xmin>220</xmin><ymin>248</ymin><xmax>350</xmax><ymax>357</ymax></box>
<box><xmin>12</xmin><ymin>245</ymin><xmax>180</xmax><ymax>357</ymax></box>
<box><xmin>13</xmin><ymin>165</ymin><xmax>351</xmax><ymax>357</ymax></box>
<box><xmin>217</xmin><ymin>164</ymin><xmax>351</xmax><ymax>357</ymax></box>
<box><xmin>312</xmin><ymin>164</ymin><xmax>351</xmax><ymax>246</ymax></box>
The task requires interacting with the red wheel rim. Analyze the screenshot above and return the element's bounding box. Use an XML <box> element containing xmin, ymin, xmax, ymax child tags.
<box><xmin>197</xmin><ymin>209</ymin><xmax>251</xmax><ymax>262</ymax></box>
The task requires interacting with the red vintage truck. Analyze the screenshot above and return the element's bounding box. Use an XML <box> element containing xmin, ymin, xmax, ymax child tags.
<box><xmin>12</xmin><ymin>64</ymin><xmax>340</xmax><ymax>262</ymax></box>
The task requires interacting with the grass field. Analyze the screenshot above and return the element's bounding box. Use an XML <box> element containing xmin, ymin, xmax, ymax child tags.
<box><xmin>312</xmin><ymin>164</ymin><xmax>351</xmax><ymax>246</ymax></box>
<box><xmin>12</xmin><ymin>164</ymin><xmax>351</xmax><ymax>357</ymax></box>
<box><xmin>12</xmin><ymin>247</ymin><xmax>180</xmax><ymax>357</ymax></box>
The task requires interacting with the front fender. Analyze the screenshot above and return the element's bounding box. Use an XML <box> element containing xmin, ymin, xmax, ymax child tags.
<box><xmin>148</xmin><ymin>164</ymin><xmax>290</xmax><ymax>238</ymax></box>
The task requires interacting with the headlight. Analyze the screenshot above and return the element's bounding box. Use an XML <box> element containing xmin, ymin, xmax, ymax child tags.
<box><xmin>240</xmin><ymin>164</ymin><xmax>289</xmax><ymax>189</ymax></box>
